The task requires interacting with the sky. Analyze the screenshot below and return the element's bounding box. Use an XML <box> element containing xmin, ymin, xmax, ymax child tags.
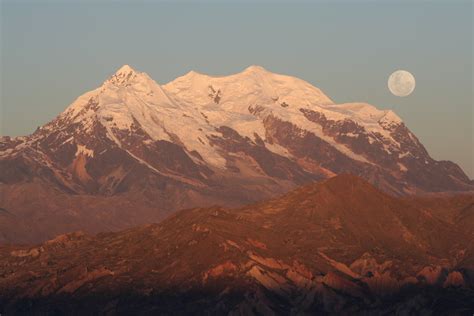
<box><xmin>1</xmin><ymin>1</ymin><xmax>472</xmax><ymax>177</ymax></box>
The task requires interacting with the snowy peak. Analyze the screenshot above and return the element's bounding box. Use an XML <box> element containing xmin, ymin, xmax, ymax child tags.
<box><xmin>176</xmin><ymin>65</ymin><xmax>269</xmax><ymax>81</ymax></box>
<box><xmin>105</xmin><ymin>64</ymin><xmax>153</xmax><ymax>87</ymax></box>
<box><xmin>52</xmin><ymin>64</ymin><xmax>175</xmax><ymax>143</ymax></box>
<box><xmin>163</xmin><ymin>65</ymin><xmax>334</xmax><ymax>108</ymax></box>
<box><xmin>115</xmin><ymin>64</ymin><xmax>137</xmax><ymax>76</ymax></box>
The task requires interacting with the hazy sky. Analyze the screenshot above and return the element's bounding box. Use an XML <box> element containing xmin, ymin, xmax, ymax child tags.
<box><xmin>1</xmin><ymin>1</ymin><xmax>472</xmax><ymax>177</ymax></box>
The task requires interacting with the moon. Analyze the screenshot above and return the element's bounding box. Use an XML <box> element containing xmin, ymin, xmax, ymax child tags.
<box><xmin>388</xmin><ymin>70</ymin><xmax>415</xmax><ymax>97</ymax></box>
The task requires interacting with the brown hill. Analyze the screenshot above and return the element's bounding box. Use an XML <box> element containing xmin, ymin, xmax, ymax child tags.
<box><xmin>1</xmin><ymin>175</ymin><xmax>473</xmax><ymax>315</ymax></box>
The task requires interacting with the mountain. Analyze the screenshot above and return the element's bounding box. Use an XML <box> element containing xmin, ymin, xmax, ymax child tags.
<box><xmin>1</xmin><ymin>175</ymin><xmax>473</xmax><ymax>315</ymax></box>
<box><xmin>1</xmin><ymin>65</ymin><xmax>472</xmax><ymax>243</ymax></box>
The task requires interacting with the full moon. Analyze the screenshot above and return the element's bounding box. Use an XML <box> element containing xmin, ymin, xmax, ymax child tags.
<box><xmin>388</xmin><ymin>70</ymin><xmax>415</xmax><ymax>97</ymax></box>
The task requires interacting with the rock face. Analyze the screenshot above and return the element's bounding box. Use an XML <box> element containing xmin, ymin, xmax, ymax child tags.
<box><xmin>0</xmin><ymin>175</ymin><xmax>473</xmax><ymax>315</ymax></box>
<box><xmin>1</xmin><ymin>65</ymin><xmax>473</xmax><ymax>243</ymax></box>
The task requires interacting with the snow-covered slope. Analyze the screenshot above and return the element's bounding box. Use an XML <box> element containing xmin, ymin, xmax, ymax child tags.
<box><xmin>42</xmin><ymin>65</ymin><xmax>402</xmax><ymax>168</ymax></box>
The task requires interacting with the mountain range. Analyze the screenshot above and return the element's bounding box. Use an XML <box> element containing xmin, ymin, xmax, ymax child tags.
<box><xmin>0</xmin><ymin>65</ymin><xmax>472</xmax><ymax>243</ymax></box>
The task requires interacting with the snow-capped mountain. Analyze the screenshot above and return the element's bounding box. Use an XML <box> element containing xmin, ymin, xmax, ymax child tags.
<box><xmin>0</xmin><ymin>65</ymin><xmax>472</xmax><ymax>242</ymax></box>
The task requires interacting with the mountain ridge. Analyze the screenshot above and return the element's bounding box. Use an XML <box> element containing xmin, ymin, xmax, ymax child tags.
<box><xmin>1</xmin><ymin>174</ymin><xmax>473</xmax><ymax>314</ymax></box>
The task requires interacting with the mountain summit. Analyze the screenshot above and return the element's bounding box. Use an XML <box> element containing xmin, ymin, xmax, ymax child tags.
<box><xmin>114</xmin><ymin>64</ymin><xmax>136</xmax><ymax>74</ymax></box>
<box><xmin>0</xmin><ymin>65</ymin><xmax>472</xmax><ymax>242</ymax></box>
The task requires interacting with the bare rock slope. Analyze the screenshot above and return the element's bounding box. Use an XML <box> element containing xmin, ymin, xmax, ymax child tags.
<box><xmin>1</xmin><ymin>175</ymin><xmax>473</xmax><ymax>315</ymax></box>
